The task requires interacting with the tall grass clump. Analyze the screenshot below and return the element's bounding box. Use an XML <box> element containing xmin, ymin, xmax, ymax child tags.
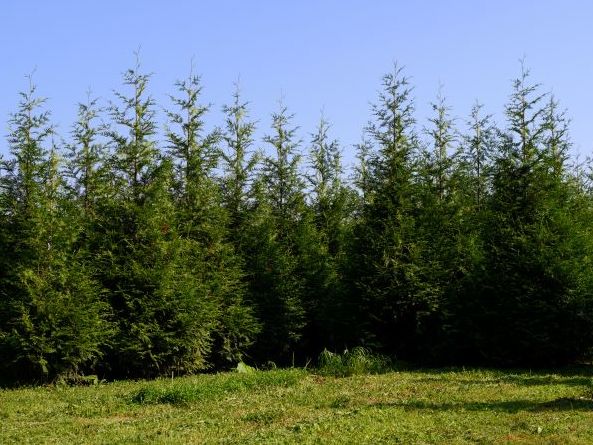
<box><xmin>316</xmin><ymin>347</ymin><xmax>392</xmax><ymax>377</ymax></box>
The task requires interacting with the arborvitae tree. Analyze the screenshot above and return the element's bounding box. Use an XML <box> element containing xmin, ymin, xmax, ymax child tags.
<box><xmin>91</xmin><ymin>60</ymin><xmax>220</xmax><ymax>377</ymax></box>
<box><xmin>414</xmin><ymin>90</ymin><xmax>463</xmax><ymax>359</ymax></box>
<box><xmin>0</xmin><ymin>81</ymin><xmax>109</xmax><ymax>382</ymax></box>
<box><xmin>166</xmin><ymin>72</ymin><xmax>259</xmax><ymax>367</ymax></box>
<box><xmin>350</xmin><ymin>65</ymin><xmax>425</xmax><ymax>357</ymax></box>
<box><xmin>244</xmin><ymin>103</ymin><xmax>307</xmax><ymax>363</ymax></box>
<box><xmin>463</xmin><ymin>67</ymin><xmax>593</xmax><ymax>365</ymax></box>
<box><xmin>303</xmin><ymin>117</ymin><xmax>353</xmax><ymax>351</ymax></box>
<box><xmin>438</xmin><ymin>102</ymin><xmax>497</xmax><ymax>361</ymax></box>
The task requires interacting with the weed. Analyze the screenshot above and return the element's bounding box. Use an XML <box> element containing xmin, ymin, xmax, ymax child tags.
<box><xmin>316</xmin><ymin>347</ymin><xmax>392</xmax><ymax>377</ymax></box>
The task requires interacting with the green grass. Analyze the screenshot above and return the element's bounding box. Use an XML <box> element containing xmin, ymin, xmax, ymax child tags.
<box><xmin>2</xmin><ymin>368</ymin><xmax>593</xmax><ymax>444</ymax></box>
<box><xmin>317</xmin><ymin>347</ymin><xmax>392</xmax><ymax>377</ymax></box>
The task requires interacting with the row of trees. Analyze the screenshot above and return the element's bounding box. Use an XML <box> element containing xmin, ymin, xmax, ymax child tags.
<box><xmin>1</xmin><ymin>61</ymin><xmax>593</xmax><ymax>383</ymax></box>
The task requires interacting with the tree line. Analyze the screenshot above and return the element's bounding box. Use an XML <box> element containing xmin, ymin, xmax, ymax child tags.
<box><xmin>2</xmin><ymin>60</ymin><xmax>593</xmax><ymax>383</ymax></box>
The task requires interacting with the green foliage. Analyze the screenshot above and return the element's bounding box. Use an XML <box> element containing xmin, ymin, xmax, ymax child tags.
<box><xmin>0</xmin><ymin>80</ymin><xmax>110</xmax><ymax>382</ymax></box>
<box><xmin>300</xmin><ymin>117</ymin><xmax>354</xmax><ymax>354</ymax></box>
<box><xmin>166</xmin><ymin>69</ymin><xmax>259</xmax><ymax>369</ymax></box>
<box><xmin>3</xmin><ymin>59</ymin><xmax>593</xmax><ymax>384</ymax></box>
<box><xmin>242</xmin><ymin>196</ymin><xmax>306</xmax><ymax>362</ymax></box>
<box><xmin>316</xmin><ymin>347</ymin><xmax>392</xmax><ymax>377</ymax></box>
<box><xmin>220</xmin><ymin>83</ymin><xmax>258</xmax><ymax>232</ymax></box>
<box><xmin>446</xmin><ymin>67</ymin><xmax>593</xmax><ymax>365</ymax></box>
<box><xmin>236</xmin><ymin>361</ymin><xmax>255</xmax><ymax>374</ymax></box>
<box><xmin>243</xmin><ymin>103</ymin><xmax>309</xmax><ymax>363</ymax></box>
<box><xmin>94</xmin><ymin>62</ymin><xmax>224</xmax><ymax>377</ymax></box>
<box><xmin>63</xmin><ymin>95</ymin><xmax>111</xmax><ymax>212</ymax></box>
<box><xmin>349</xmin><ymin>64</ymin><xmax>427</xmax><ymax>357</ymax></box>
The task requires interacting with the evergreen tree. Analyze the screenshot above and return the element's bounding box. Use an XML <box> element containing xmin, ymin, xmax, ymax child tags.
<box><xmin>166</xmin><ymin>72</ymin><xmax>259</xmax><ymax>367</ymax></box>
<box><xmin>93</xmin><ymin>60</ymin><xmax>221</xmax><ymax>377</ymax></box>
<box><xmin>414</xmin><ymin>90</ymin><xmax>462</xmax><ymax>360</ymax></box>
<box><xmin>438</xmin><ymin>102</ymin><xmax>497</xmax><ymax>361</ymax></box>
<box><xmin>304</xmin><ymin>116</ymin><xmax>353</xmax><ymax>352</ymax></box>
<box><xmin>422</xmin><ymin>90</ymin><xmax>456</xmax><ymax>200</ymax></box>
<box><xmin>351</xmin><ymin>65</ymin><xmax>425</xmax><ymax>357</ymax></box>
<box><xmin>0</xmin><ymin>80</ymin><xmax>109</xmax><ymax>382</ymax></box>
<box><xmin>308</xmin><ymin>117</ymin><xmax>348</xmax><ymax>255</ymax></box>
<box><xmin>353</xmin><ymin>136</ymin><xmax>374</xmax><ymax>208</ymax></box>
<box><xmin>463</xmin><ymin>67</ymin><xmax>593</xmax><ymax>364</ymax></box>
<box><xmin>542</xmin><ymin>95</ymin><xmax>570</xmax><ymax>179</ymax></box>
<box><xmin>2</xmin><ymin>59</ymin><xmax>593</xmax><ymax>381</ymax></box>
<box><xmin>245</xmin><ymin>103</ymin><xmax>307</xmax><ymax>363</ymax></box>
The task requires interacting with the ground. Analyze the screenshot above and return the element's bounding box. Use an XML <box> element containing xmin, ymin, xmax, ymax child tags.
<box><xmin>1</xmin><ymin>367</ymin><xmax>593</xmax><ymax>444</ymax></box>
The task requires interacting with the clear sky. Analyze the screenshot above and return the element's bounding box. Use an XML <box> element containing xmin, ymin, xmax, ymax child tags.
<box><xmin>1</xmin><ymin>1</ymin><xmax>592</xmax><ymax>168</ymax></box>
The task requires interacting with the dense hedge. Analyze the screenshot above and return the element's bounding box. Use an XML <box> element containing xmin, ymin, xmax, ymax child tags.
<box><xmin>1</xmin><ymin>61</ymin><xmax>592</xmax><ymax>383</ymax></box>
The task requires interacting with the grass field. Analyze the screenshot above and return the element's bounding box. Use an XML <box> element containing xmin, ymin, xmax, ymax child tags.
<box><xmin>2</xmin><ymin>367</ymin><xmax>593</xmax><ymax>444</ymax></box>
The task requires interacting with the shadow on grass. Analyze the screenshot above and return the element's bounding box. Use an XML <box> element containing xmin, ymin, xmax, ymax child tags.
<box><xmin>400</xmin><ymin>364</ymin><xmax>593</xmax><ymax>388</ymax></box>
<box><xmin>411</xmin><ymin>375</ymin><xmax>593</xmax><ymax>387</ymax></box>
<box><xmin>406</xmin><ymin>363</ymin><xmax>593</xmax><ymax>374</ymax></box>
<box><xmin>371</xmin><ymin>397</ymin><xmax>593</xmax><ymax>413</ymax></box>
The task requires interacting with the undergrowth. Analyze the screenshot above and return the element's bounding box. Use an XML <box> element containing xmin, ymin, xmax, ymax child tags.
<box><xmin>316</xmin><ymin>347</ymin><xmax>392</xmax><ymax>377</ymax></box>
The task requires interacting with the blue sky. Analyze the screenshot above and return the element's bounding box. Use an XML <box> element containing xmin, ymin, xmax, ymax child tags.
<box><xmin>1</xmin><ymin>1</ymin><xmax>592</xmax><ymax>168</ymax></box>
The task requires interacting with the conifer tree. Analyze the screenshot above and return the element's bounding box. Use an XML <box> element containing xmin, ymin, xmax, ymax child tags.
<box><xmin>438</xmin><ymin>103</ymin><xmax>497</xmax><ymax>361</ymax></box>
<box><xmin>543</xmin><ymin>96</ymin><xmax>570</xmax><ymax>179</ymax></box>
<box><xmin>0</xmin><ymin>80</ymin><xmax>109</xmax><ymax>381</ymax></box>
<box><xmin>464</xmin><ymin>66</ymin><xmax>593</xmax><ymax>364</ymax></box>
<box><xmin>3</xmin><ymin>59</ymin><xmax>593</xmax><ymax>379</ymax></box>
<box><xmin>351</xmin><ymin>65</ymin><xmax>424</xmax><ymax>357</ymax></box>
<box><xmin>303</xmin><ymin>116</ymin><xmax>353</xmax><ymax>351</ymax></box>
<box><xmin>423</xmin><ymin>90</ymin><xmax>456</xmax><ymax>200</ymax></box>
<box><xmin>93</xmin><ymin>59</ymin><xmax>222</xmax><ymax>377</ymax></box>
<box><xmin>308</xmin><ymin>117</ymin><xmax>348</xmax><ymax>254</ymax></box>
<box><xmin>166</xmin><ymin>72</ymin><xmax>259</xmax><ymax>367</ymax></box>
<box><xmin>353</xmin><ymin>137</ymin><xmax>374</xmax><ymax>208</ymax></box>
<box><xmin>414</xmin><ymin>90</ymin><xmax>462</xmax><ymax>359</ymax></box>
<box><xmin>245</xmin><ymin>103</ymin><xmax>307</xmax><ymax>362</ymax></box>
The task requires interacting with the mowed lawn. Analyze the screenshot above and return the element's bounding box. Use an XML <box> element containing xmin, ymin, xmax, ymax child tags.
<box><xmin>2</xmin><ymin>368</ymin><xmax>593</xmax><ymax>444</ymax></box>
